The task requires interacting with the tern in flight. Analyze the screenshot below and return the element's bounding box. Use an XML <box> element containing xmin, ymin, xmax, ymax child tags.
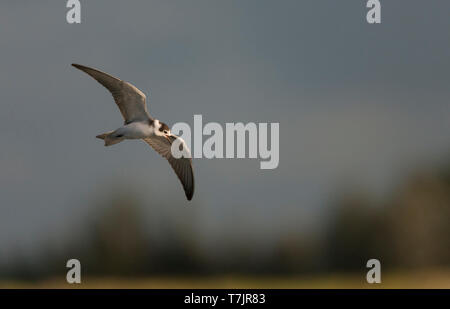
<box><xmin>72</xmin><ymin>64</ymin><xmax>194</xmax><ymax>201</ymax></box>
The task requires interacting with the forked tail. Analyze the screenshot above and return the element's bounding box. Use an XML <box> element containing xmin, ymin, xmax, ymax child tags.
<box><xmin>96</xmin><ymin>131</ymin><xmax>123</xmax><ymax>146</ymax></box>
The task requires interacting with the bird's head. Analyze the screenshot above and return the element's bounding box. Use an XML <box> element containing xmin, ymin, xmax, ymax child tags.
<box><xmin>156</xmin><ymin>121</ymin><xmax>173</xmax><ymax>142</ymax></box>
<box><xmin>158</xmin><ymin>121</ymin><xmax>171</xmax><ymax>135</ymax></box>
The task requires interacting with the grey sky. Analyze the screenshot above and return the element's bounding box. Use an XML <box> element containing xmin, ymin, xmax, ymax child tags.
<box><xmin>0</xmin><ymin>1</ymin><xmax>449</xmax><ymax>261</ymax></box>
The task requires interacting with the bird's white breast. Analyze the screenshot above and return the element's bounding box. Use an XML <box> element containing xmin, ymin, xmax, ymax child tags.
<box><xmin>121</xmin><ymin>121</ymin><xmax>155</xmax><ymax>139</ymax></box>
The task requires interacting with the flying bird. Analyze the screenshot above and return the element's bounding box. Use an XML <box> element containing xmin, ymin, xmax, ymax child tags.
<box><xmin>72</xmin><ymin>64</ymin><xmax>194</xmax><ymax>201</ymax></box>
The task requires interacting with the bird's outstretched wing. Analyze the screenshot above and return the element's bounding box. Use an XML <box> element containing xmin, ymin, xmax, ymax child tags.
<box><xmin>72</xmin><ymin>64</ymin><xmax>151</xmax><ymax>123</ymax></box>
<box><xmin>143</xmin><ymin>135</ymin><xmax>194</xmax><ymax>201</ymax></box>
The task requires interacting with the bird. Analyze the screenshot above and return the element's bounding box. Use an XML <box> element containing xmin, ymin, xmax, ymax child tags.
<box><xmin>72</xmin><ymin>63</ymin><xmax>194</xmax><ymax>201</ymax></box>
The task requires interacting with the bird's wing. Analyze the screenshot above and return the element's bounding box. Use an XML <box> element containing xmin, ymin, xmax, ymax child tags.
<box><xmin>143</xmin><ymin>135</ymin><xmax>194</xmax><ymax>201</ymax></box>
<box><xmin>72</xmin><ymin>64</ymin><xmax>151</xmax><ymax>123</ymax></box>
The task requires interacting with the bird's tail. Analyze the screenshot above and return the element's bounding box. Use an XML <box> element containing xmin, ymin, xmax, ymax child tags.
<box><xmin>96</xmin><ymin>131</ymin><xmax>124</xmax><ymax>146</ymax></box>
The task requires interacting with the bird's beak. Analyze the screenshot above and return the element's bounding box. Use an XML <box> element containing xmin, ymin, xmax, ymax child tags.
<box><xmin>164</xmin><ymin>134</ymin><xmax>172</xmax><ymax>142</ymax></box>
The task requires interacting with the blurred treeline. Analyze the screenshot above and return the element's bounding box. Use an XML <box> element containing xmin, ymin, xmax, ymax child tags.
<box><xmin>1</xmin><ymin>161</ymin><xmax>449</xmax><ymax>280</ymax></box>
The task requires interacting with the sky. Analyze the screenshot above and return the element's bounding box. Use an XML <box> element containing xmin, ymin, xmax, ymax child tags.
<box><xmin>0</xmin><ymin>1</ymin><xmax>449</xmax><ymax>261</ymax></box>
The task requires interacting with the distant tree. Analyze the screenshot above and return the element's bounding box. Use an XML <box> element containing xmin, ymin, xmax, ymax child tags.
<box><xmin>386</xmin><ymin>172</ymin><xmax>450</xmax><ymax>268</ymax></box>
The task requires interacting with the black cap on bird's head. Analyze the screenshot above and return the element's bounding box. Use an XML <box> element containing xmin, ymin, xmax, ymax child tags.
<box><xmin>158</xmin><ymin>122</ymin><xmax>170</xmax><ymax>134</ymax></box>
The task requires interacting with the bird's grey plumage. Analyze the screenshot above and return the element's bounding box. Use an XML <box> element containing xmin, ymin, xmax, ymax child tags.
<box><xmin>143</xmin><ymin>135</ymin><xmax>194</xmax><ymax>201</ymax></box>
<box><xmin>72</xmin><ymin>64</ymin><xmax>151</xmax><ymax>124</ymax></box>
<box><xmin>72</xmin><ymin>63</ymin><xmax>194</xmax><ymax>201</ymax></box>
